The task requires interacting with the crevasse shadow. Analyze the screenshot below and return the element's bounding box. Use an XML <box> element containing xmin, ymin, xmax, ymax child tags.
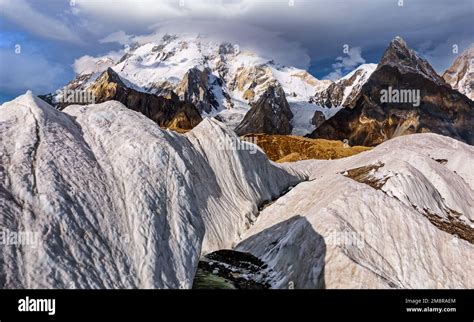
<box><xmin>235</xmin><ymin>215</ymin><xmax>326</xmax><ymax>289</ymax></box>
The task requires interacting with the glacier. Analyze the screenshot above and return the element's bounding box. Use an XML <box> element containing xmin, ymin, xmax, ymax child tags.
<box><xmin>237</xmin><ymin>134</ymin><xmax>474</xmax><ymax>288</ymax></box>
<box><xmin>1</xmin><ymin>92</ymin><xmax>473</xmax><ymax>289</ymax></box>
<box><xmin>0</xmin><ymin>92</ymin><xmax>304</xmax><ymax>288</ymax></box>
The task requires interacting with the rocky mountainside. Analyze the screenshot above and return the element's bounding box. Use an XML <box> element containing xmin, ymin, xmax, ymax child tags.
<box><xmin>442</xmin><ymin>44</ymin><xmax>474</xmax><ymax>100</ymax></box>
<box><xmin>174</xmin><ymin>67</ymin><xmax>224</xmax><ymax>114</ymax></box>
<box><xmin>235</xmin><ymin>85</ymin><xmax>293</xmax><ymax>135</ymax></box>
<box><xmin>1</xmin><ymin>92</ymin><xmax>473</xmax><ymax>289</ymax></box>
<box><xmin>312</xmin><ymin>63</ymin><xmax>377</xmax><ymax>108</ymax></box>
<box><xmin>47</xmin><ymin>34</ymin><xmax>338</xmax><ymax>135</ymax></box>
<box><xmin>310</xmin><ymin>37</ymin><xmax>474</xmax><ymax>146</ymax></box>
<box><xmin>89</xmin><ymin>68</ymin><xmax>202</xmax><ymax>130</ymax></box>
<box><xmin>380</xmin><ymin>37</ymin><xmax>445</xmax><ymax>85</ymax></box>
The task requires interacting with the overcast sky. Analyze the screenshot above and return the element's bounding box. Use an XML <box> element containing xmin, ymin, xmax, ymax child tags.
<box><xmin>1</xmin><ymin>0</ymin><xmax>473</xmax><ymax>102</ymax></box>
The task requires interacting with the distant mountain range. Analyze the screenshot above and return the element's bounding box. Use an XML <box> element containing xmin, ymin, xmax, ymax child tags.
<box><xmin>43</xmin><ymin>34</ymin><xmax>333</xmax><ymax>135</ymax></box>
<box><xmin>41</xmin><ymin>35</ymin><xmax>473</xmax><ymax>147</ymax></box>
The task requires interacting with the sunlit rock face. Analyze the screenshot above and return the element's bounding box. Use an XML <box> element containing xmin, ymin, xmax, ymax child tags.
<box><xmin>311</xmin><ymin>37</ymin><xmax>474</xmax><ymax>146</ymax></box>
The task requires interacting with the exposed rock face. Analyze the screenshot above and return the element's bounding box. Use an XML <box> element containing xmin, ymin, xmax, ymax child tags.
<box><xmin>237</xmin><ymin>134</ymin><xmax>474</xmax><ymax>289</ymax></box>
<box><xmin>442</xmin><ymin>44</ymin><xmax>474</xmax><ymax>100</ymax></box>
<box><xmin>39</xmin><ymin>72</ymin><xmax>97</xmax><ymax>109</ymax></box>
<box><xmin>312</xmin><ymin>64</ymin><xmax>377</xmax><ymax>108</ymax></box>
<box><xmin>311</xmin><ymin>110</ymin><xmax>326</xmax><ymax>128</ymax></box>
<box><xmin>0</xmin><ymin>92</ymin><xmax>305</xmax><ymax>289</ymax></box>
<box><xmin>40</xmin><ymin>57</ymin><xmax>118</xmax><ymax>109</ymax></box>
<box><xmin>227</xmin><ymin>65</ymin><xmax>273</xmax><ymax>103</ymax></box>
<box><xmin>90</xmin><ymin>68</ymin><xmax>203</xmax><ymax>130</ymax></box>
<box><xmin>310</xmin><ymin>37</ymin><xmax>474</xmax><ymax>146</ymax></box>
<box><xmin>193</xmin><ymin>250</ymin><xmax>271</xmax><ymax>289</ymax></box>
<box><xmin>235</xmin><ymin>85</ymin><xmax>293</xmax><ymax>135</ymax></box>
<box><xmin>175</xmin><ymin>67</ymin><xmax>224</xmax><ymax>114</ymax></box>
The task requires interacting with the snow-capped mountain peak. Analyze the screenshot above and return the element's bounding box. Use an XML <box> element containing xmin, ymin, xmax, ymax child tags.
<box><xmin>443</xmin><ymin>44</ymin><xmax>474</xmax><ymax>100</ymax></box>
<box><xmin>311</xmin><ymin>63</ymin><xmax>377</xmax><ymax>109</ymax></box>
<box><xmin>50</xmin><ymin>33</ymin><xmax>333</xmax><ymax>135</ymax></box>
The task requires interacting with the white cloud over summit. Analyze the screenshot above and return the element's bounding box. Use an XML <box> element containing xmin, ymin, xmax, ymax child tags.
<box><xmin>324</xmin><ymin>47</ymin><xmax>366</xmax><ymax>80</ymax></box>
<box><xmin>72</xmin><ymin>51</ymin><xmax>123</xmax><ymax>75</ymax></box>
<box><xmin>129</xmin><ymin>21</ymin><xmax>311</xmax><ymax>69</ymax></box>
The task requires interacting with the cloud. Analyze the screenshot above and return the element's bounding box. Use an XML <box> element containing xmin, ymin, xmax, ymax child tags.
<box><xmin>129</xmin><ymin>20</ymin><xmax>311</xmax><ymax>69</ymax></box>
<box><xmin>67</xmin><ymin>0</ymin><xmax>472</xmax><ymax>77</ymax></box>
<box><xmin>100</xmin><ymin>31</ymin><xmax>133</xmax><ymax>45</ymax></box>
<box><xmin>75</xmin><ymin>0</ymin><xmax>255</xmax><ymax>23</ymax></box>
<box><xmin>332</xmin><ymin>47</ymin><xmax>366</xmax><ymax>69</ymax></box>
<box><xmin>1</xmin><ymin>0</ymin><xmax>472</xmax><ymax>101</ymax></box>
<box><xmin>0</xmin><ymin>49</ymin><xmax>69</xmax><ymax>96</ymax></box>
<box><xmin>417</xmin><ymin>38</ymin><xmax>473</xmax><ymax>73</ymax></box>
<box><xmin>324</xmin><ymin>47</ymin><xmax>366</xmax><ymax>80</ymax></box>
<box><xmin>0</xmin><ymin>0</ymin><xmax>82</xmax><ymax>43</ymax></box>
<box><xmin>72</xmin><ymin>51</ymin><xmax>123</xmax><ymax>75</ymax></box>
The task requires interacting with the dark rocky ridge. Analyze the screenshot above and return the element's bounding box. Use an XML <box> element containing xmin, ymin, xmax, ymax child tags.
<box><xmin>235</xmin><ymin>85</ymin><xmax>293</xmax><ymax>135</ymax></box>
<box><xmin>89</xmin><ymin>68</ymin><xmax>203</xmax><ymax>130</ymax></box>
<box><xmin>193</xmin><ymin>250</ymin><xmax>271</xmax><ymax>289</ymax></box>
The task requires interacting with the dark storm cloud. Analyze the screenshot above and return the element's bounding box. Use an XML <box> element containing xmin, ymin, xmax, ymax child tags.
<box><xmin>71</xmin><ymin>0</ymin><xmax>474</xmax><ymax>69</ymax></box>
<box><xmin>0</xmin><ymin>0</ymin><xmax>473</xmax><ymax>101</ymax></box>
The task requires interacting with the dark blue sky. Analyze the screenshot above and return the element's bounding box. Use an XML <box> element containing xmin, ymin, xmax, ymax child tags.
<box><xmin>1</xmin><ymin>0</ymin><xmax>473</xmax><ymax>103</ymax></box>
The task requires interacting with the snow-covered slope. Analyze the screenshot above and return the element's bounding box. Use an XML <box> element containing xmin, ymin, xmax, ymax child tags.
<box><xmin>312</xmin><ymin>63</ymin><xmax>377</xmax><ymax>109</ymax></box>
<box><xmin>0</xmin><ymin>92</ymin><xmax>305</xmax><ymax>289</ymax></box>
<box><xmin>2</xmin><ymin>92</ymin><xmax>472</xmax><ymax>289</ymax></box>
<box><xmin>237</xmin><ymin>133</ymin><xmax>474</xmax><ymax>289</ymax></box>
<box><xmin>338</xmin><ymin>63</ymin><xmax>377</xmax><ymax>104</ymax></box>
<box><xmin>443</xmin><ymin>44</ymin><xmax>474</xmax><ymax>100</ymax></box>
<box><xmin>305</xmin><ymin>63</ymin><xmax>377</xmax><ymax>134</ymax></box>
